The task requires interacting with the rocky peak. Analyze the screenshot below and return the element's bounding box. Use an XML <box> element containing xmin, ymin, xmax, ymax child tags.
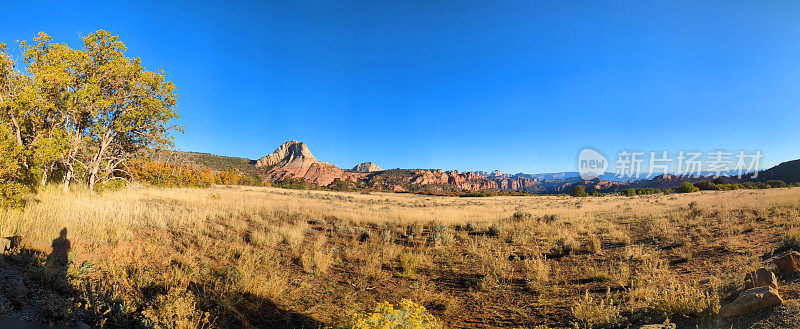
<box><xmin>352</xmin><ymin>162</ymin><xmax>382</xmax><ymax>172</ymax></box>
<box><xmin>255</xmin><ymin>141</ymin><xmax>319</xmax><ymax>169</ymax></box>
<box><xmin>489</xmin><ymin>170</ymin><xmax>508</xmax><ymax>177</ymax></box>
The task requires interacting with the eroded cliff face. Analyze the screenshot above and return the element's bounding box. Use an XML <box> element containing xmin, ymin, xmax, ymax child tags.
<box><xmin>255</xmin><ymin>141</ymin><xmax>318</xmax><ymax>169</ymax></box>
<box><xmin>256</xmin><ymin>141</ymin><xmax>349</xmax><ymax>186</ymax></box>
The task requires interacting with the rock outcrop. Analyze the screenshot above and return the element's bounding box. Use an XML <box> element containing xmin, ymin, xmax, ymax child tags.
<box><xmin>719</xmin><ymin>286</ymin><xmax>783</xmax><ymax>318</ymax></box>
<box><xmin>352</xmin><ymin>162</ymin><xmax>382</xmax><ymax>172</ymax></box>
<box><xmin>256</xmin><ymin>141</ymin><xmax>351</xmax><ymax>186</ymax></box>
<box><xmin>774</xmin><ymin>251</ymin><xmax>800</xmax><ymax>275</ymax></box>
<box><xmin>255</xmin><ymin>141</ymin><xmax>320</xmax><ymax>169</ymax></box>
<box><xmin>744</xmin><ymin>268</ymin><xmax>778</xmax><ymax>289</ymax></box>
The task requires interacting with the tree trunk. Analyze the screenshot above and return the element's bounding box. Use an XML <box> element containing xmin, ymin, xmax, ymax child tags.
<box><xmin>87</xmin><ymin>131</ymin><xmax>114</xmax><ymax>191</ymax></box>
<box><xmin>39</xmin><ymin>168</ymin><xmax>49</xmax><ymax>190</ymax></box>
<box><xmin>62</xmin><ymin>169</ymin><xmax>72</xmax><ymax>192</ymax></box>
<box><xmin>88</xmin><ymin>167</ymin><xmax>98</xmax><ymax>191</ymax></box>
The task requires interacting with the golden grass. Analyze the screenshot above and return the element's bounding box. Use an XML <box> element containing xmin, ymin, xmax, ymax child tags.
<box><xmin>5</xmin><ymin>185</ymin><xmax>797</xmax><ymax>245</ymax></box>
<box><xmin>0</xmin><ymin>185</ymin><xmax>798</xmax><ymax>328</ymax></box>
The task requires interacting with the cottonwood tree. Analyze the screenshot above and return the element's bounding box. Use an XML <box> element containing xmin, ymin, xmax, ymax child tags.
<box><xmin>12</xmin><ymin>35</ymin><xmax>73</xmax><ymax>189</ymax></box>
<box><xmin>0</xmin><ymin>45</ymin><xmax>33</xmax><ymax>203</ymax></box>
<box><xmin>77</xmin><ymin>31</ymin><xmax>179</xmax><ymax>190</ymax></box>
<box><xmin>2</xmin><ymin>30</ymin><xmax>179</xmax><ymax>195</ymax></box>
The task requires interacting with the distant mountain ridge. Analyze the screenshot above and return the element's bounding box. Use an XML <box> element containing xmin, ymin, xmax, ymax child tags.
<box><xmin>163</xmin><ymin>141</ymin><xmax>799</xmax><ymax>194</ymax></box>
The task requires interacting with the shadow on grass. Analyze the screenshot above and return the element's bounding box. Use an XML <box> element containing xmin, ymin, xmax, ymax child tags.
<box><xmin>0</xmin><ymin>228</ymin><xmax>86</xmax><ymax>329</ymax></box>
<box><xmin>2</xmin><ymin>228</ymin><xmax>323</xmax><ymax>328</ymax></box>
<box><xmin>189</xmin><ymin>283</ymin><xmax>323</xmax><ymax>329</ymax></box>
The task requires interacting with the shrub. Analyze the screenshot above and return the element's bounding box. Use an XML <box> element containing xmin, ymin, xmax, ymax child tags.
<box><xmin>623</xmin><ymin>188</ymin><xmax>663</xmax><ymax>196</ymax></box>
<box><xmin>586</xmin><ymin>237</ymin><xmax>602</xmax><ymax>254</ymax></box>
<box><xmin>767</xmin><ymin>180</ymin><xmax>787</xmax><ymax>188</ymax></box>
<box><xmin>141</xmin><ymin>288</ymin><xmax>212</xmax><ymax>329</ymax></box>
<box><xmin>523</xmin><ymin>254</ymin><xmax>549</xmax><ymax>292</ymax></box>
<box><xmin>405</xmin><ymin>223</ymin><xmax>422</xmax><ymax>238</ymax></box>
<box><xmin>674</xmin><ymin>182</ymin><xmax>699</xmax><ymax>193</ymax></box>
<box><xmin>399</xmin><ymin>252</ymin><xmax>421</xmax><ymax>278</ymax></box>
<box><xmin>555</xmin><ymin>236</ymin><xmax>579</xmax><ymax>256</ymax></box>
<box><xmin>426</xmin><ymin>221</ymin><xmax>452</xmax><ymax>246</ymax></box>
<box><xmin>328</xmin><ymin>299</ymin><xmax>439</xmax><ymax>329</ymax></box>
<box><xmin>571</xmin><ymin>289</ymin><xmax>621</xmax><ymax>329</ymax></box>
<box><xmin>540</xmin><ymin>214</ymin><xmax>558</xmax><ymax>223</ymax></box>
<box><xmin>359</xmin><ymin>230</ymin><xmax>371</xmax><ymax>242</ymax></box>
<box><xmin>511</xmin><ymin>210</ymin><xmax>533</xmax><ymax>221</ymax></box>
<box><xmin>380</xmin><ymin>230</ymin><xmax>394</xmax><ymax>244</ymax></box>
<box><xmin>571</xmin><ymin>185</ymin><xmax>589</xmax><ymax>197</ymax></box>
<box><xmin>694</xmin><ymin>180</ymin><xmax>719</xmax><ymax>191</ymax></box>
<box><xmin>487</xmin><ymin>224</ymin><xmax>503</xmax><ymax>237</ymax></box>
<box><xmin>95</xmin><ymin>178</ymin><xmax>127</xmax><ymax>192</ymax></box>
<box><xmin>126</xmin><ymin>159</ymin><xmax>215</xmax><ymax>188</ymax></box>
<box><xmin>274</xmin><ymin>177</ymin><xmax>308</xmax><ymax>189</ymax></box>
<box><xmin>688</xmin><ymin>201</ymin><xmax>704</xmax><ymax>217</ymax></box>
<box><xmin>301</xmin><ymin>237</ymin><xmax>334</xmax><ymax>276</ymax></box>
<box><xmin>784</xmin><ymin>228</ymin><xmax>800</xmax><ymax>251</ymax></box>
<box><xmin>629</xmin><ymin>258</ymin><xmax>718</xmax><ymax>318</ymax></box>
<box><xmin>38</xmin><ymin>294</ymin><xmax>75</xmax><ymax>322</ymax></box>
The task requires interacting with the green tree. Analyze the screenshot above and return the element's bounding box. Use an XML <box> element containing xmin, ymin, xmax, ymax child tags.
<box><xmin>0</xmin><ymin>126</ymin><xmax>27</xmax><ymax>207</ymax></box>
<box><xmin>78</xmin><ymin>31</ymin><xmax>179</xmax><ymax>190</ymax></box>
<box><xmin>2</xmin><ymin>40</ymin><xmax>72</xmax><ymax>202</ymax></box>
<box><xmin>19</xmin><ymin>32</ymin><xmax>84</xmax><ymax>191</ymax></box>
<box><xmin>19</xmin><ymin>31</ymin><xmax>180</xmax><ymax>191</ymax></box>
<box><xmin>766</xmin><ymin>180</ymin><xmax>787</xmax><ymax>188</ymax></box>
<box><xmin>571</xmin><ymin>185</ymin><xmax>588</xmax><ymax>197</ymax></box>
<box><xmin>674</xmin><ymin>182</ymin><xmax>699</xmax><ymax>193</ymax></box>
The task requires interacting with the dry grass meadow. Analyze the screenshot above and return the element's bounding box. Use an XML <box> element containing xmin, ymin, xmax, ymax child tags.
<box><xmin>2</xmin><ymin>185</ymin><xmax>800</xmax><ymax>328</ymax></box>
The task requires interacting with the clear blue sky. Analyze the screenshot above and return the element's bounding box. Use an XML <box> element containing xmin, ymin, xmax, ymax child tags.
<box><xmin>2</xmin><ymin>1</ymin><xmax>799</xmax><ymax>173</ymax></box>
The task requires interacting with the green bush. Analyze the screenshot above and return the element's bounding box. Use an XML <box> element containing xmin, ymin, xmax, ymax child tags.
<box><xmin>621</xmin><ymin>188</ymin><xmax>662</xmax><ymax>196</ymax></box>
<box><xmin>571</xmin><ymin>185</ymin><xmax>588</xmax><ymax>197</ymax></box>
<box><xmin>674</xmin><ymin>182</ymin><xmax>699</xmax><ymax>193</ymax></box>
<box><xmin>694</xmin><ymin>180</ymin><xmax>718</xmax><ymax>191</ymax></box>
<box><xmin>766</xmin><ymin>180</ymin><xmax>787</xmax><ymax>188</ymax></box>
<box><xmin>275</xmin><ymin>177</ymin><xmax>308</xmax><ymax>189</ymax></box>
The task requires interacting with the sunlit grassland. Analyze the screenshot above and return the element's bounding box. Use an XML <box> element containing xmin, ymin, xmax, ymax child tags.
<box><xmin>1</xmin><ymin>185</ymin><xmax>798</xmax><ymax>327</ymax></box>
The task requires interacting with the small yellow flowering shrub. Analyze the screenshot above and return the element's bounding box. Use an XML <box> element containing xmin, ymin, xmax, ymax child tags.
<box><xmin>329</xmin><ymin>299</ymin><xmax>440</xmax><ymax>329</ymax></box>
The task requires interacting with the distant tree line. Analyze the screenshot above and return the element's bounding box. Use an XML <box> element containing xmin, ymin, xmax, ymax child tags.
<box><xmin>118</xmin><ymin>159</ymin><xmax>262</xmax><ymax>190</ymax></box>
<box><xmin>567</xmin><ymin>177</ymin><xmax>797</xmax><ymax>198</ymax></box>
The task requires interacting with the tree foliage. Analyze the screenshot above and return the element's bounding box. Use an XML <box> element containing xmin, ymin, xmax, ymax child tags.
<box><xmin>570</xmin><ymin>185</ymin><xmax>588</xmax><ymax>197</ymax></box>
<box><xmin>674</xmin><ymin>182</ymin><xmax>700</xmax><ymax>193</ymax></box>
<box><xmin>0</xmin><ymin>30</ymin><xmax>180</xmax><ymax>205</ymax></box>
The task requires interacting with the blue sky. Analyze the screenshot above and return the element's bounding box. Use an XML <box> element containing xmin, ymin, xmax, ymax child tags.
<box><xmin>2</xmin><ymin>1</ymin><xmax>800</xmax><ymax>173</ymax></box>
